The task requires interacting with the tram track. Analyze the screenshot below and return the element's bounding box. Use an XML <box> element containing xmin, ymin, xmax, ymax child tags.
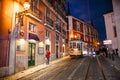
<box><xmin>19</xmin><ymin>57</ymin><xmax>85</xmax><ymax>80</ymax></box>
<box><xmin>83</xmin><ymin>56</ymin><xmax>107</xmax><ymax>80</ymax></box>
<box><xmin>67</xmin><ymin>58</ymin><xmax>86</xmax><ymax>80</ymax></box>
<box><xmin>48</xmin><ymin>57</ymin><xmax>85</xmax><ymax>80</ymax></box>
<box><xmin>84</xmin><ymin>57</ymin><xmax>91</xmax><ymax>80</ymax></box>
<box><xmin>97</xmin><ymin>56</ymin><xmax>107</xmax><ymax>80</ymax></box>
<box><xmin>19</xmin><ymin>56</ymin><xmax>110</xmax><ymax>80</ymax></box>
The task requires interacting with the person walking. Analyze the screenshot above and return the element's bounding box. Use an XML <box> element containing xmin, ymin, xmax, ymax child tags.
<box><xmin>102</xmin><ymin>46</ymin><xmax>108</xmax><ymax>57</ymax></box>
<box><xmin>108</xmin><ymin>47</ymin><xmax>114</xmax><ymax>60</ymax></box>
<box><xmin>45</xmin><ymin>49</ymin><xmax>50</xmax><ymax>64</ymax></box>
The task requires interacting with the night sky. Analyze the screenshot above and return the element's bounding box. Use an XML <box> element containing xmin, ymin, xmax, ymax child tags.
<box><xmin>66</xmin><ymin>0</ymin><xmax>113</xmax><ymax>44</ymax></box>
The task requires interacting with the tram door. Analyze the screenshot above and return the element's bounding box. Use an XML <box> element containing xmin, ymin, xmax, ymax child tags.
<box><xmin>28</xmin><ymin>43</ymin><xmax>36</xmax><ymax>67</ymax></box>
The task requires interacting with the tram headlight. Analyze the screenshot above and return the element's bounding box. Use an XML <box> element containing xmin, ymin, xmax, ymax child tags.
<box><xmin>83</xmin><ymin>51</ymin><xmax>88</xmax><ymax>55</ymax></box>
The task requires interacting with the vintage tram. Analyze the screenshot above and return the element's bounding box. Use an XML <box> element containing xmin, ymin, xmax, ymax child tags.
<box><xmin>69</xmin><ymin>40</ymin><xmax>83</xmax><ymax>57</ymax></box>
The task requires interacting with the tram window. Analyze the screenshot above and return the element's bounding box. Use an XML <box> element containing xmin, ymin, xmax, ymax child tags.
<box><xmin>70</xmin><ymin>43</ymin><xmax>72</xmax><ymax>48</ymax></box>
<box><xmin>73</xmin><ymin>42</ymin><xmax>76</xmax><ymax>48</ymax></box>
<box><xmin>77</xmin><ymin>43</ymin><xmax>80</xmax><ymax>50</ymax></box>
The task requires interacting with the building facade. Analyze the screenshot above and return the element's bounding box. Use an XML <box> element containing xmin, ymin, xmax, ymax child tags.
<box><xmin>103</xmin><ymin>11</ymin><xmax>118</xmax><ymax>54</ymax></box>
<box><xmin>112</xmin><ymin>0</ymin><xmax>120</xmax><ymax>56</ymax></box>
<box><xmin>0</xmin><ymin>0</ymin><xmax>67</xmax><ymax>77</ymax></box>
<box><xmin>67</xmin><ymin>16</ymin><xmax>99</xmax><ymax>55</ymax></box>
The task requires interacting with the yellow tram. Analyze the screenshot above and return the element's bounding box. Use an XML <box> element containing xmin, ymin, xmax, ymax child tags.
<box><xmin>69</xmin><ymin>40</ymin><xmax>83</xmax><ymax>57</ymax></box>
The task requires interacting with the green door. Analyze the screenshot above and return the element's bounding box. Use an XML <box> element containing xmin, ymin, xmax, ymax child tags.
<box><xmin>28</xmin><ymin>43</ymin><xmax>36</xmax><ymax>67</ymax></box>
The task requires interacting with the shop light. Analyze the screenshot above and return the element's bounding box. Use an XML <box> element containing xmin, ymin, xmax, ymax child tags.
<box><xmin>19</xmin><ymin>38</ymin><xmax>25</xmax><ymax>44</ymax></box>
<box><xmin>39</xmin><ymin>42</ymin><xmax>44</xmax><ymax>47</ymax></box>
<box><xmin>45</xmin><ymin>39</ymin><xmax>50</xmax><ymax>44</ymax></box>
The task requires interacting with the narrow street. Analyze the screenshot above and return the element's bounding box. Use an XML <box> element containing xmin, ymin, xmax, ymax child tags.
<box><xmin>18</xmin><ymin>56</ymin><xmax>120</xmax><ymax>80</ymax></box>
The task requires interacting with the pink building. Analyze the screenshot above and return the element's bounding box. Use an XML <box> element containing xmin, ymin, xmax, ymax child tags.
<box><xmin>0</xmin><ymin>0</ymin><xmax>67</xmax><ymax>77</ymax></box>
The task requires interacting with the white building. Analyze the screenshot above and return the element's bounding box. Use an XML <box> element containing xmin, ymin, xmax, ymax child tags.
<box><xmin>103</xmin><ymin>11</ymin><xmax>118</xmax><ymax>55</ymax></box>
<box><xmin>112</xmin><ymin>0</ymin><xmax>120</xmax><ymax>56</ymax></box>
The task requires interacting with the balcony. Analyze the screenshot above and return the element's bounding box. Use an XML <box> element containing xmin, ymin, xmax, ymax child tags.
<box><xmin>45</xmin><ymin>16</ymin><xmax>53</xmax><ymax>28</ymax></box>
<box><xmin>62</xmin><ymin>29</ymin><xmax>66</xmax><ymax>36</ymax></box>
<box><xmin>26</xmin><ymin>8</ymin><xmax>44</xmax><ymax>22</ymax></box>
<box><xmin>55</xmin><ymin>24</ymin><xmax>61</xmax><ymax>32</ymax></box>
<box><xmin>53</xmin><ymin>2</ymin><xmax>66</xmax><ymax>20</ymax></box>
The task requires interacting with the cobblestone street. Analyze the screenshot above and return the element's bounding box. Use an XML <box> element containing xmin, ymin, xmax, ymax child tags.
<box><xmin>14</xmin><ymin>55</ymin><xmax>120</xmax><ymax>80</ymax></box>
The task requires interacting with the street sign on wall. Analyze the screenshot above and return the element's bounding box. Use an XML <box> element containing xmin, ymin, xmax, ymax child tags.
<box><xmin>103</xmin><ymin>40</ymin><xmax>112</xmax><ymax>44</ymax></box>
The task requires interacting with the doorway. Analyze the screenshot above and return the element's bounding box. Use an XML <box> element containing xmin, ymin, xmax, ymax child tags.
<box><xmin>28</xmin><ymin>43</ymin><xmax>36</xmax><ymax>67</ymax></box>
<box><xmin>56</xmin><ymin>45</ymin><xmax>59</xmax><ymax>58</ymax></box>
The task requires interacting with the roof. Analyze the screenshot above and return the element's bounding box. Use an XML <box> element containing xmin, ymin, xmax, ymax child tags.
<box><xmin>103</xmin><ymin>10</ymin><xmax>113</xmax><ymax>15</ymax></box>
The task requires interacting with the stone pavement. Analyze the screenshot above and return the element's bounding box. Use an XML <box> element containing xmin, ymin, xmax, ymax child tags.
<box><xmin>0</xmin><ymin>56</ymin><xmax>70</xmax><ymax>80</ymax></box>
<box><xmin>106</xmin><ymin>55</ymin><xmax>120</xmax><ymax>71</ymax></box>
<box><xmin>0</xmin><ymin>55</ymin><xmax>119</xmax><ymax>80</ymax></box>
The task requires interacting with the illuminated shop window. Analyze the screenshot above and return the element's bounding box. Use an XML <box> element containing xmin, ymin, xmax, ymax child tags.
<box><xmin>16</xmin><ymin>39</ymin><xmax>26</xmax><ymax>51</ymax></box>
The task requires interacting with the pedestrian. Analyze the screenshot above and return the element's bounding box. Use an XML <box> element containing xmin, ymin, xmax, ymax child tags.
<box><xmin>102</xmin><ymin>46</ymin><xmax>108</xmax><ymax>57</ymax></box>
<box><xmin>45</xmin><ymin>49</ymin><xmax>50</xmax><ymax>64</ymax></box>
<box><xmin>108</xmin><ymin>47</ymin><xmax>114</xmax><ymax>60</ymax></box>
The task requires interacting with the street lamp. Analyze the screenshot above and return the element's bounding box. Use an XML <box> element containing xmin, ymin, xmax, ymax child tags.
<box><xmin>12</xmin><ymin>1</ymin><xmax>30</xmax><ymax>73</ymax></box>
<box><xmin>24</xmin><ymin>2</ymin><xmax>30</xmax><ymax>10</ymax></box>
<box><xmin>13</xmin><ymin>1</ymin><xmax>30</xmax><ymax>42</ymax></box>
<box><xmin>15</xmin><ymin>2</ymin><xmax>30</xmax><ymax>30</ymax></box>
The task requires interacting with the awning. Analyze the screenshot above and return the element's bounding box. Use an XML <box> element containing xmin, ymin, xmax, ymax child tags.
<box><xmin>29</xmin><ymin>33</ymin><xmax>40</xmax><ymax>41</ymax></box>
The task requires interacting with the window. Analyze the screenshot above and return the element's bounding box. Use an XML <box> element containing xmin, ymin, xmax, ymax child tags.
<box><xmin>76</xmin><ymin>21</ymin><xmax>80</xmax><ymax>31</ymax></box>
<box><xmin>73</xmin><ymin>42</ymin><xmax>76</xmax><ymax>48</ymax></box>
<box><xmin>113</xmin><ymin>26</ymin><xmax>117</xmax><ymax>37</ymax></box>
<box><xmin>56</xmin><ymin>34</ymin><xmax>59</xmax><ymax>41</ymax></box>
<box><xmin>46</xmin><ymin>45</ymin><xmax>50</xmax><ymax>50</ymax></box>
<box><xmin>31</xmin><ymin>0</ymin><xmax>38</xmax><ymax>10</ymax></box>
<box><xmin>55</xmin><ymin>18</ymin><xmax>60</xmax><ymax>29</ymax></box>
<box><xmin>85</xmin><ymin>36</ymin><xmax>88</xmax><ymax>41</ymax></box>
<box><xmin>80</xmin><ymin>23</ymin><xmax>83</xmax><ymax>32</ymax></box>
<box><xmin>46</xmin><ymin>7</ymin><xmax>50</xmax><ymax>17</ymax></box>
<box><xmin>62</xmin><ymin>47</ymin><xmax>64</xmax><ymax>52</ymax></box>
<box><xmin>29</xmin><ymin>22</ymin><xmax>36</xmax><ymax>33</ymax></box>
<box><xmin>70</xmin><ymin>43</ymin><xmax>72</xmax><ymax>48</ymax></box>
<box><xmin>56</xmin><ymin>34</ymin><xmax>59</xmax><ymax>44</ymax></box>
<box><xmin>77</xmin><ymin>43</ymin><xmax>80</xmax><ymax>50</ymax></box>
<box><xmin>111</xmin><ymin>13</ymin><xmax>114</xmax><ymax>23</ymax></box>
<box><xmin>62</xmin><ymin>23</ymin><xmax>65</xmax><ymax>28</ymax></box>
<box><xmin>55</xmin><ymin>18</ymin><xmax>59</xmax><ymax>24</ymax></box>
<box><xmin>46</xmin><ymin>29</ymin><xmax>50</xmax><ymax>38</ymax></box>
<box><xmin>61</xmin><ymin>23</ymin><xmax>65</xmax><ymax>34</ymax></box>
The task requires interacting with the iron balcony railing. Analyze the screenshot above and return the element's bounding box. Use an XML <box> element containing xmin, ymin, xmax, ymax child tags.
<box><xmin>55</xmin><ymin>24</ymin><xmax>61</xmax><ymax>32</ymax></box>
<box><xmin>46</xmin><ymin>16</ymin><xmax>53</xmax><ymax>27</ymax></box>
<box><xmin>62</xmin><ymin>29</ymin><xmax>66</xmax><ymax>36</ymax></box>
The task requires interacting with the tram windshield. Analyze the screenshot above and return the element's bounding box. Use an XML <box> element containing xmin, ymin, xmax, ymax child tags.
<box><xmin>69</xmin><ymin>41</ymin><xmax>81</xmax><ymax>50</ymax></box>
